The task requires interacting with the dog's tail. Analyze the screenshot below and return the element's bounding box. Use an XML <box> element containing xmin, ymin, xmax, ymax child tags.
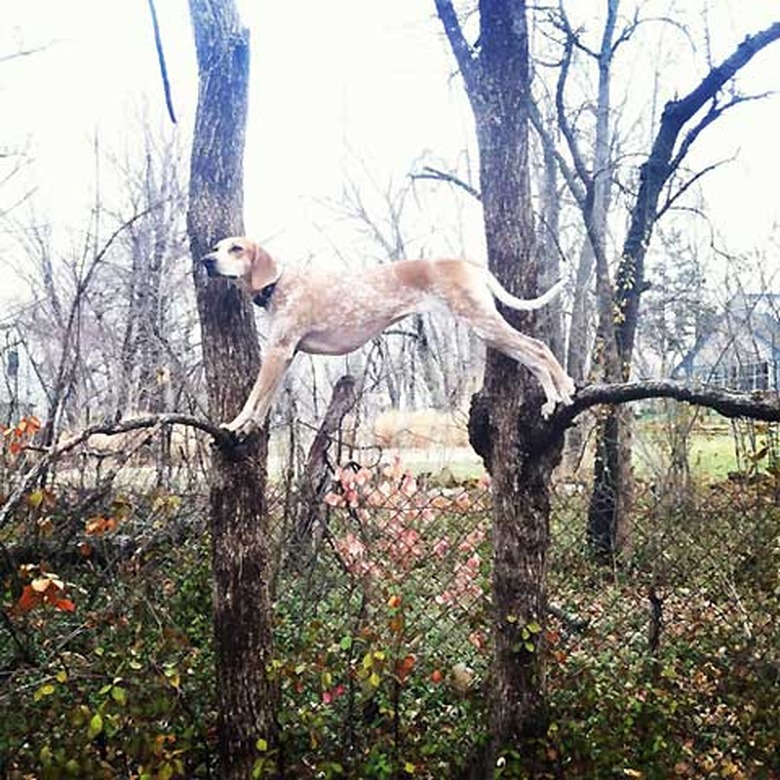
<box><xmin>484</xmin><ymin>270</ymin><xmax>565</xmax><ymax>311</ymax></box>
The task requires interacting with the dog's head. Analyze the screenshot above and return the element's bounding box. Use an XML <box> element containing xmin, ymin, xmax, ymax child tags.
<box><xmin>201</xmin><ymin>237</ymin><xmax>280</xmax><ymax>292</ymax></box>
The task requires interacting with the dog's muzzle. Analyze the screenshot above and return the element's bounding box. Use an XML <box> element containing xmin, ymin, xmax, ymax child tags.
<box><xmin>202</xmin><ymin>254</ymin><xmax>218</xmax><ymax>277</ymax></box>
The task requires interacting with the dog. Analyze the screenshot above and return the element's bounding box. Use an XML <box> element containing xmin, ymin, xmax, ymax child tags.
<box><xmin>202</xmin><ymin>237</ymin><xmax>575</xmax><ymax>439</ymax></box>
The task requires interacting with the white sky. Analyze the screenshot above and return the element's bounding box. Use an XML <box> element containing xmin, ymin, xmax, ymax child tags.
<box><xmin>1</xmin><ymin>1</ymin><xmax>779</xmax><ymax>306</ymax></box>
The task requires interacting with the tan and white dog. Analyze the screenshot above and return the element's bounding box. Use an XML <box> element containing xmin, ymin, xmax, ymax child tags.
<box><xmin>202</xmin><ymin>237</ymin><xmax>575</xmax><ymax>439</ymax></box>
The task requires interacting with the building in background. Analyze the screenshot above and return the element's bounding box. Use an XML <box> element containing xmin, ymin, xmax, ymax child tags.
<box><xmin>673</xmin><ymin>292</ymin><xmax>780</xmax><ymax>392</ymax></box>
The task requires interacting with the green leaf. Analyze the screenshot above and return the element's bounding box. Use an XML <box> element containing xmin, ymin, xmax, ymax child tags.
<box><xmin>527</xmin><ymin>621</ymin><xmax>543</xmax><ymax>634</ymax></box>
<box><xmin>158</xmin><ymin>762</ymin><xmax>174</xmax><ymax>780</ymax></box>
<box><xmin>256</xmin><ymin>737</ymin><xmax>268</xmax><ymax>752</ymax></box>
<box><xmin>111</xmin><ymin>686</ymin><xmax>127</xmax><ymax>705</ymax></box>
<box><xmin>87</xmin><ymin>712</ymin><xmax>104</xmax><ymax>739</ymax></box>
<box><xmin>339</xmin><ymin>635</ymin><xmax>353</xmax><ymax>651</ymax></box>
<box><xmin>39</xmin><ymin>745</ymin><xmax>53</xmax><ymax>767</ymax></box>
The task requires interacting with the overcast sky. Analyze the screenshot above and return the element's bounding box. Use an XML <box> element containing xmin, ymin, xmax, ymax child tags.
<box><xmin>1</xmin><ymin>1</ymin><xmax>779</xmax><ymax>307</ymax></box>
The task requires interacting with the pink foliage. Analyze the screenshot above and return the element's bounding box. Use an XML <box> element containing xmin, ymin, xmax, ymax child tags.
<box><xmin>326</xmin><ymin>459</ymin><xmax>489</xmax><ymax>607</ymax></box>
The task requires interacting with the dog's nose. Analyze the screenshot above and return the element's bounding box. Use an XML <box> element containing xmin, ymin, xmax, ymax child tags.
<box><xmin>202</xmin><ymin>254</ymin><xmax>217</xmax><ymax>277</ymax></box>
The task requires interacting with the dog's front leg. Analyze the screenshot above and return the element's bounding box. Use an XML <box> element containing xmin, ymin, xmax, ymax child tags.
<box><xmin>222</xmin><ymin>343</ymin><xmax>295</xmax><ymax>440</ymax></box>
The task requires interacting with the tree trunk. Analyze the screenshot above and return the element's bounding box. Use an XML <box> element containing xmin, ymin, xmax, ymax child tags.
<box><xmin>293</xmin><ymin>374</ymin><xmax>357</xmax><ymax>554</ymax></box>
<box><xmin>186</xmin><ymin>2</ymin><xmax>277</xmax><ymax>776</ymax></box>
<box><xmin>437</xmin><ymin>0</ymin><xmax>564</xmax><ymax>766</ymax></box>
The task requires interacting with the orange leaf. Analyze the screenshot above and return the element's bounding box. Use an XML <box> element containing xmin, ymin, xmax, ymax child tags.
<box><xmin>395</xmin><ymin>654</ymin><xmax>416</xmax><ymax>682</ymax></box>
<box><xmin>85</xmin><ymin>516</ymin><xmax>116</xmax><ymax>536</ymax></box>
<box><xmin>16</xmin><ymin>584</ymin><xmax>41</xmax><ymax>612</ymax></box>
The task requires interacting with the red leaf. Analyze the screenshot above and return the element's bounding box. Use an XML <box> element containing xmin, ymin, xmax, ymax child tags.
<box><xmin>54</xmin><ymin>598</ymin><xmax>76</xmax><ymax>613</ymax></box>
<box><xmin>16</xmin><ymin>584</ymin><xmax>41</xmax><ymax>613</ymax></box>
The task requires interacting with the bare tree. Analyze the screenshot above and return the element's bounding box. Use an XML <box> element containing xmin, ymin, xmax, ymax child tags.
<box><xmin>531</xmin><ymin>3</ymin><xmax>780</xmax><ymax>558</ymax></box>
<box><xmin>186</xmin><ymin>1</ymin><xmax>277</xmax><ymax>776</ymax></box>
<box><xmin>436</xmin><ymin>0</ymin><xmax>562</xmax><ymax>767</ymax></box>
<box><xmin>436</xmin><ymin>0</ymin><xmax>780</xmax><ymax>769</ymax></box>
<box><xmin>111</xmin><ymin>117</ymin><xmax>188</xmax><ymax>416</ymax></box>
<box><xmin>587</xmin><ymin>18</ymin><xmax>780</xmax><ymax>559</ymax></box>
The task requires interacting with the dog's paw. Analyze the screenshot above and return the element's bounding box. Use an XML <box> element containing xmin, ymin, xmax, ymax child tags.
<box><xmin>220</xmin><ymin>417</ymin><xmax>256</xmax><ymax>442</ymax></box>
<box><xmin>541</xmin><ymin>399</ymin><xmax>557</xmax><ymax>419</ymax></box>
<box><xmin>560</xmin><ymin>375</ymin><xmax>576</xmax><ymax>403</ymax></box>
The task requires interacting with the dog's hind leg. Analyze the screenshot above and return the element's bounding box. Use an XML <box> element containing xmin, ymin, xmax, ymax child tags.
<box><xmin>465</xmin><ymin>309</ymin><xmax>572</xmax><ymax>417</ymax></box>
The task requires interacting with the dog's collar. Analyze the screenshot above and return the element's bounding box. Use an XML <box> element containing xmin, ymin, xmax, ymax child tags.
<box><xmin>252</xmin><ymin>282</ymin><xmax>277</xmax><ymax>309</ymax></box>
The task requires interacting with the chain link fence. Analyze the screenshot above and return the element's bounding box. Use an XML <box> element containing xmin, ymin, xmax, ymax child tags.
<box><xmin>1</xmin><ymin>403</ymin><xmax>778</xmax><ymax>777</ymax></box>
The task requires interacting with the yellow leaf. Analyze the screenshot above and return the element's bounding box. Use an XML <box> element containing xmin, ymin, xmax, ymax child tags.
<box><xmin>34</xmin><ymin>683</ymin><xmax>56</xmax><ymax>701</ymax></box>
<box><xmin>369</xmin><ymin>671</ymin><xmax>381</xmax><ymax>688</ymax></box>
<box><xmin>27</xmin><ymin>489</ymin><xmax>44</xmax><ymax>509</ymax></box>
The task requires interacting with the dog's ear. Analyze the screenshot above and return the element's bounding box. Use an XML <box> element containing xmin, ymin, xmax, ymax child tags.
<box><xmin>248</xmin><ymin>242</ymin><xmax>281</xmax><ymax>291</ymax></box>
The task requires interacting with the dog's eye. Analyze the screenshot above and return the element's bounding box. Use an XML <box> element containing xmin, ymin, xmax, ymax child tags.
<box><xmin>229</xmin><ymin>244</ymin><xmax>242</xmax><ymax>253</ymax></box>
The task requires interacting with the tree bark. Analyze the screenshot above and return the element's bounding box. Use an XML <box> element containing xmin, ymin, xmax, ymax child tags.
<box><xmin>186</xmin><ymin>2</ymin><xmax>278</xmax><ymax>776</ymax></box>
<box><xmin>293</xmin><ymin>374</ymin><xmax>357</xmax><ymax>553</ymax></box>
<box><xmin>437</xmin><ymin>0</ymin><xmax>563</xmax><ymax>766</ymax></box>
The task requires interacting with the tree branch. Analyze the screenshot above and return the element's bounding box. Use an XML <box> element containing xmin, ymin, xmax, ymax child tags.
<box><xmin>529</xmin><ymin>99</ymin><xmax>586</xmax><ymax>210</ymax></box>
<box><xmin>554</xmin><ymin>32</ymin><xmax>593</xmax><ymax>196</ymax></box>
<box><xmin>411</xmin><ymin>165</ymin><xmax>482</xmax><ymax>201</ymax></box>
<box><xmin>560</xmin><ymin>379</ymin><xmax>779</xmax><ymax>427</ymax></box>
<box><xmin>146</xmin><ymin>0</ymin><xmax>177</xmax><ymax>123</ymax></box>
<box><xmin>0</xmin><ymin>413</ymin><xmax>231</xmax><ymax>530</ymax></box>
<box><xmin>533</xmin><ymin>379</ymin><xmax>779</xmax><ymax>453</ymax></box>
<box><xmin>669</xmin><ymin>22</ymin><xmax>780</xmax><ymax>129</ymax></box>
<box><xmin>656</xmin><ymin>155</ymin><xmax>734</xmax><ymax>221</ymax></box>
<box><xmin>668</xmin><ymin>90</ymin><xmax>775</xmax><ymax>176</ymax></box>
<box><xmin>434</xmin><ymin>0</ymin><xmax>479</xmax><ymax>95</ymax></box>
